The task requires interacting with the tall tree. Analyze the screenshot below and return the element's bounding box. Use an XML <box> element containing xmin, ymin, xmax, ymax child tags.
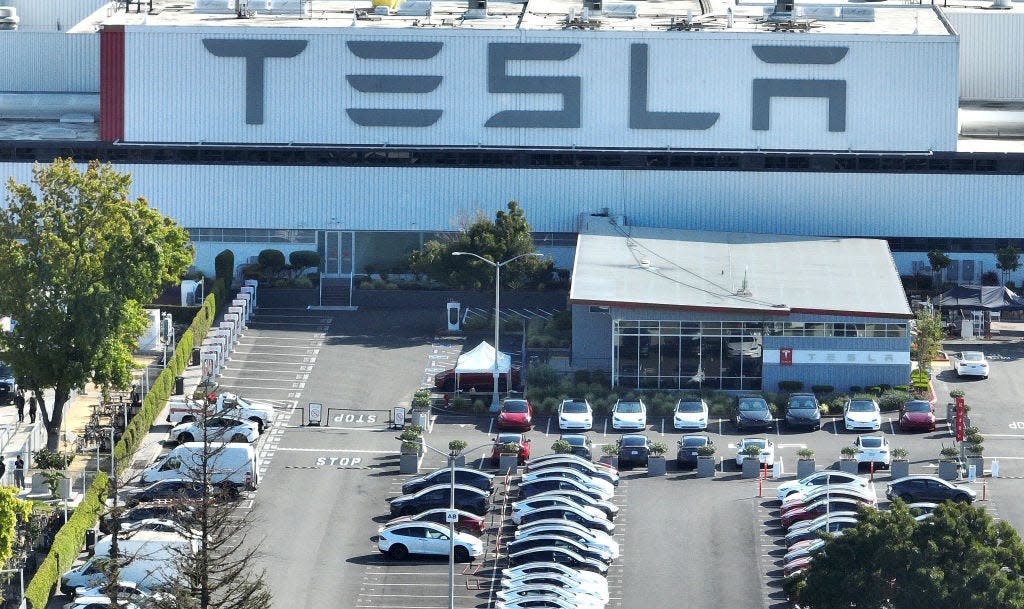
<box><xmin>912</xmin><ymin>308</ymin><xmax>945</xmax><ymax>375</ymax></box>
<box><xmin>788</xmin><ymin>501</ymin><xmax>1024</xmax><ymax>609</ymax></box>
<box><xmin>996</xmin><ymin>245</ymin><xmax>1020</xmax><ymax>285</ymax></box>
<box><xmin>927</xmin><ymin>249</ymin><xmax>951</xmax><ymax>287</ymax></box>
<box><xmin>0</xmin><ymin>159</ymin><xmax>193</xmax><ymax>449</ymax></box>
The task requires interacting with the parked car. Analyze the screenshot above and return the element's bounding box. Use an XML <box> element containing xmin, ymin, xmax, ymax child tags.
<box><xmin>401</xmin><ymin>468</ymin><xmax>493</xmax><ymax>495</ymax></box>
<box><xmin>676</xmin><ymin>435</ymin><xmax>712</xmax><ymax>469</ymax></box>
<box><xmin>514</xmin><ymin>524</ymin><xmax>619</xmax><ymax>558</ymax></box>
<box><xmin>886</xmin><ymin>476</ymin><xmax>976</xmax><ymax>504</ymax></box>
<box><xmin>854</xmin><ymin>435</ymin><xmax>890</xmax><ymax>469</ymax></box>
<box><xmin>785</xmin><ymin>517</ymin><xmax>858</xmax><ymax>546</ymax></box>
<box><xmin>507</xmin><ymin>546</ymin><xmax>610</xmax><ymax>574</ymax></box>
<box><xmin>124</xmin><ymin>479</ymin><xmax>221</xmax><ymax>508</ymax></box>
<box><xmin>520</xmin><ymin>468</ymin><xmax>615</xmax><ymax>497</ymax></box>
<box><xmin>383</xmin><ymin>508</ymin><xmax>487</xmax><ymax>535</ymax></box>
<box><xmin>519</xmin><ymin>477</ymin><xmax>612</xmax><ymax>502</ymax></box>
<box><xmin>490</xmin><ymin>432</ymin><xmax>531</xmax><ymax>465</ymax></box>
<box><xmin>495</xmin><ymin>596</ymin><xmax>582</xmax><ymax>609</ymax></box>
<box><xmin>516</xmin><ymin>518</ymin><xmax>608</xmax><ymax>541</ymax></box>
<box><xmin>673</xmin><ymin>398</ymin><xmax>709</xmax><ymax>430</ymax></box>
<box><xmin>526</xmin><ymin>457</ymin><xmax>619</xmax><ymax>486</ymax></box>
<box><xmin>559</xmin><ymin>434</ymin><xmax>593</xmax><ymax>460</ymax></box>
<box><xmin>498</xmin><ymin>398</ymin><xmax>534</xmax><ymax>431</ymax></box>
<box><xmin>844</xmin><ymin>398</ymin><xmax>881</xmax><ymax>432</ymax></box>
<box><xmin>433</xmin><ymin>367</ymin><xmax>521</xmax><ymax>392</ymax></box>
<box><xmin>783</xmin><ymin>539</ymin><xmax>825</xmax><ymax>564</ymax></box>
<box><xmin>516</xmin><ymin>505</ymin><xmax>614</xmax><ymax>533</ymax></box>
<box><xmin>529</xmin><ymin>490</ymin><xmax>619</xmax><ymax>518</ymax></box>
<box><xmin>101</xmin><ymin>503</ymin><xmax>192</xmax><ymax>534</ymax></box>
<box><xmin>558</xmin><ymin>399</ymin><xmax>594</xmax><ymax>431</ymax></box>
<box><xmin>611</xmin><ymin>399</ymin><xmax>647</xmax><ymax>431</ymax></box>
<box><xmin>781</xmin><ymin>498</ymin><xmax>873</xmax><ymax>527</ymax></box>
<box><xmin>899</xmin><ymin>400</ymin><xmax>936</xmax><ymax>432</ymax></box>
<box><xmin>781</xmin><ymin>485</ymin><xmax>878</xmax><ymax>511</ymax></box>
<box><xmin>616</xmin><ymin>434</ymin><xmax>651</xmax><ymax>469</ymax></box>
<box><xmin>735</xmin><ymin>437</ymin><xmax>775</xmax><ymax>467</ymax></box>
<box><xmin>734</xmin><ymin>395</ymin><xmax>773</xmax><ymax>431</ymax></box>
<box><xmin>0</xmin><ymin>362</ymin><xmax>16</xmax><ymax>405</ymax></box>
<box><xmin>65</xmin><ymin>596</ymin><xmax>140</xmax><ymax>609</ymax></box>
<box><xmin>784</xmin><ymin>393</ymin><xmax>821</xmax><ymax>430</ymax></box>
<box><xmin>951</xmin><ymin>351</ymin><xmax>989</xmax><ymax>379</ymax></box>
<box><xmin>388</xmin><ymin>484</ymin><xmax>490</xmax><ymax>516</ymax></box>
<box><xmin>506</xmin><ymin>534</ymin><xmax>613</xmax><ymax>564</ymax></box>
<box><xmin>776</xmin><ymin>471</ymin><xmax>871</xmax><ymax>501</ymax></box>
<box><xmin>377</xmin><ymin>521</ymin><xmax>482</xmax><ymax>562</ymax></box>
<box><xmin>511</xmin><ymin>498</ymin><xmax>607</xmax><ymax>526</ymax></box>
<box><xmin>496</xmin><ymin>585</ymin><xmax>605</xmax><ymax>609</ymax></box>
<box><xmin>501</xmin><ymin>562</ymin><xmax>608</xmax><ymax>587</ymax></box>
<box><xmin>169</xmin><ymin>416</ymin><xmax>258</xmax><ymax>444</ymax></box>
<box><xmin>500</xmin><ymin>573</ymin><xmax>609</xmax><ymax>604</ymax></box>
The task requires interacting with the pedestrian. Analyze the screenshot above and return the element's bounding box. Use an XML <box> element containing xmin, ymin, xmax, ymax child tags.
<box><xmin>14</xmin><ymin>391</ymin><xmax>23</xmax><ymax>423</ymax></box>
<box><xmin>27</xmin><ymin>395</ymin><xmax>36</xmax><ymax>424</ymax></box>
<box><xmin>0</xmin><ymin>459</ymin><xmax>6</xmax><ymax>486</ymax></box>
<box><xmin>13</xmin><ymin>456</ymin><xmax>23</xmax><ymax>489</ymax></box>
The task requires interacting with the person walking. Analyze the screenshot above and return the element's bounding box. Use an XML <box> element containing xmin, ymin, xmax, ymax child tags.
<box><xmin>13</xmin><ymin>456</ymin><xmax>24</xmax><ymax>490</ymax></box>
<box><xmin>0</xmin><ymin>459</ymin><xmax>6</xmax><ymax>486</ymax></box>
<box><xmin>13</xmin><ymin>391</ymin><xmax>23</xmax><ymax>423</ymax></box>
<box><xmin>27</xmin><ymin>395</ymin><xmax>36</xmax><ymax>424</ymax></box>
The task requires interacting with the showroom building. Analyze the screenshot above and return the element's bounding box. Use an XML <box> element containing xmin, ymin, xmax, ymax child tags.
<box><xmin>569</xmin><ymin>218</ymin><xmax>913</xmax><ymax>392</ymax></box>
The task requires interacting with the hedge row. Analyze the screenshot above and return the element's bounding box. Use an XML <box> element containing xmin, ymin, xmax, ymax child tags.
<box><xmin>25</xmin><ymin>279</ymin><xmax>226</xmax><ymax>608</ymax></box>
<box><xmin>24</xmin><ymin>472</ymin><xmax>108</xmax><ymax>609</ymax></box>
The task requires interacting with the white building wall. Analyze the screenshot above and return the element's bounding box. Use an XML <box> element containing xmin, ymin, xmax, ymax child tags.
<box><xmin>0</xmin><ymin>32</ymin><xmax>98</xmax><ymax>92</ymax></box>
<box><xmin>7</xmin><ymin>0</ymin><xmax>105</xmax><ymax>31</ymax></box>
<box><xmin>121</xmin><ymin>27</ymin><xmax>958</xmax><ymax>151</ymax></box>
<box><xmin>945</xmin><ymin>11</ymin><xmax>1024</xmax><ymax>100</ymax></box>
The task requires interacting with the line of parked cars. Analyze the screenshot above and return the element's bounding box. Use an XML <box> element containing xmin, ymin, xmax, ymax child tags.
<box><xmin>500</xmin><ymin>452</ymin><xmax>620</xmax><ymax>609</ymax></box>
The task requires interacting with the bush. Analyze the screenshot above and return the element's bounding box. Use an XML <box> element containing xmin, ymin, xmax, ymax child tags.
<box><xmin>214</xmin><ymin>249</ymin><xmax>234</xmax><ymax>285</ymax></box>
<box><xmin>828</xmin><ymin>396</ymin><xmax>847</xmax><ymax>415</ymax></box>
<box><xmin>540</xmin><ymin>397</ymin><xmax>560</xmax><ymax>414</ymax></box>
<box><xmin>878</xmin><ymin>389</ymin><xmax>912</xmax><ymax>412</ymax></box>
<box><xmin>552</xmin><ymin>439</ymin><xmax>572</xmax><ymax>454</ymax></box>
<box><xmin>289</xmin><ymin>250</ymin><xmax>321</xmax><ymax>271</ymax></box>
<box><xmin>257</xmin><ymin>249</ymin><xmax>286</xmax><ymax>272</ymax></box>
<box><xmin>849</xmin><ymin>386</ymin><xmax>862</xmax><ymax>394</ymax></box>
<box><xmin>526</xmin><ymin>363</ymin><xmax>559</xmax><ymax>390</ymax></box>
<box><xmin>778</xmin><ymin>380</ymin><xmax>804</xmax><ymax>393</ymax></box>
<box><xmin>810</xmin><ymin>385</ymin><xmax>834</xmax><ymax>396</ymax></box>
<box><xmin>32</xmin><ymin>449</ymin><xmax>72</xmax><ymax>470</ymax></box>
<box><xmin>982</xmin><ymin>270</ymin><xmax>1000</xmax><ymax>286</ymax></box>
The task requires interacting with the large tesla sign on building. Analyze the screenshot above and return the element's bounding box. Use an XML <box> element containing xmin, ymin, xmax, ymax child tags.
<box><xmin>109</xmin><ymin>28</ymin><xmax>958</xmax><ymax>151</ymax></box>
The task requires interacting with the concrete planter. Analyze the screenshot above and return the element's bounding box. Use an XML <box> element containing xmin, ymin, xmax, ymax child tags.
<box><xmin>796</xmin><ymin>459</ymin><xmax>816</xmax><ymax>479</ymax></box>
<box><xmin>966</xmin><ymin>456</ymin><xmax>985</xmax><ymax>478</ymax></box>
<box><xmin>453</xmin><ymin>454</ymin><xmax>466</xmax><ymax>467</ymax></box>
<box><xmin>741</xmin><ymin>458</ymin><xmax>761</xmax><ymax>479</ymax></box>
<box><xmin>599</xmin><ymin>455</ymin><xmax>619</xmax><ymax>469</ymax></box>
<box><xmin>29</xmin><ymin>472</ymin><xmax>48</xmax><ymax>495</ymax></box>
<box><xmin>839</xmin><ymin>459</ymin><xmax>859</xmax><ymax>474</ymax></box>
<box><xmin>647</xmin><ymin>456</ymin><xmax>667</xmax><ymax>477</ymax></box>
<box><xmin>890</xmin><ymin>460</ymin><xmax>910</xmax><ymax>479</ymax></box>
<box><xmin>696</xmin><ymin>457</ymin><xmax>717</xmax><ymax>478</ymax></box>
<box><xmin>411</xmin><ymin>409</ymin><xmax>430</xmax><ymax>430</ymax></box>
<box><xmin>399</xmin><ymin>452</ymin><xmax>421</xmax><ymax>475</ymax></box>
<box><xmin>938</xmin><ymin>460</ymin><xmax>960</xmax><ymax>481</ymax></box>
<box><xmin>58</xmin><ymin>477</ymin><xmax>72</xmax><ymax>500</ymax></box>
<box><xmin>498</xmin><ymin>453</ymin><xmax>519</xmax><ymax>475</ymax></box>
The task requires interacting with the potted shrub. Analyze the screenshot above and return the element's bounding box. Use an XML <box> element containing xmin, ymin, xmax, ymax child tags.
<box><xmin>398</xmin><ymin>425</ymin><xmax>423</xmax><ymax>474</ymax></box>
<box><xmin>410</xmin><ymin>389</ymin><xmax>432</xmax><ymax>429</ymax></box>
<box><xmin>839</xmin><ymin>445</ymin><xmax>859</xmax><ymax>474</ymax></box>
<box><xmin>938</xmin><ymin>446</ymin><xmax>961</xmax><ymax>481</ymax></box>
<box><xmin>551</xmin><ymin>439</ymin><xmax>573</xmax><ymax>454</ymax></box>
<box><xmin>696</xmin><ymin>443</ymin><xmax>717</xmax><ymax>478</ymax></box>
<box><xmin>32</xmin><ymin>448</ymin><xmax>72</xmax><ymax>498</ymax></box>
<box><xmin>647</xmin><ymin>442</ymin><xmax>668</xmax><ymax>477</ymax></box>
<box><xmin>448</xmin><ymin>439</ymin><xmax>469</xmax><ymax>467</ymax></box>
<box><xmin>600</xmin><ymin>443</ymin><xmax>619</xmax><ymax>469</ymax></box>
<box><xmin>498</xmin><ymin>440</ymin><xmax>521</xmax><ymax>475</ymax></box>
<box><xmin>741</xmin><ymin>444</ymin><xmax>762</xmax><ymax>479</ymax></box>
<box><xmin>891</xmin><ymin>447</ymin><xmax>910</xmax><ymax>479</ymax></box>
<box><xmin>964</xmin><ymin>433</ymin><xmax>984</xmax><ymax>478</ymax></box>
<box><xmin>796</xmin><ymin>447</ymin><xmax>816</xmax><ymax>478</ymax></box>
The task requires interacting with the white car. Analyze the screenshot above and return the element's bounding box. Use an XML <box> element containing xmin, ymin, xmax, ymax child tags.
<box><xmin>501</xmin><ymin>561</ymin><xmax>608</xmax><ymax>587</ymax></box>
<box><xmin>64</xmin><ymin>597</ymin><xmax>138</xmax><ymax>609</ymax></box>
<box><xmin>501</xmin><ymin>573</ymin><xmax>609</xmax><ymax>603</ymax></box>
<box><xmin>780</xmin><ymin>484</ymin><xmax>878</xmax><ymax>511</ymax></box>
<box><xmin>169</xmin><ymin>416</ymin><xmax>259</xmax><ymax>444</ymax></box>
<box><xmin>71</xmin><ymin>581</ymin><xmax>154</xmax><ymax>601</ymax></box>
<box><xmin>673</xmin><ymin>398</ymin><xmax>708</xmax><ymax>430</ymax></box>
<box><xmin>844</xmin><ymin>399</ymin><xmax>881</xmax><ymax>431</ymax></box>
<box><xmin>497</xmin><ymin>584</ymin><xmax>605</xmax><ymax>609</ymax></box>
<box><xmin>776</xmin><ymin>470</ymin><xmax>872</xmax><ymax>501</ymax></box>
<box><xmin>377</xmin><ymin>521</ymin><xmax>482</xmax><ymax>561</ymax></box>
<box><xmin>952</xmin><ymin>351</ymin><xmax>989</xmax><ymax>379</ymax></box>
<box><xmin>496</xmin><ymin>595</ymin><xmax>582</xmax><ymax>609</ymax></box>
<box><xmin>521</xmin><ymin>469</ymin><xmax>615</xmax><ymax>498</ymax></box>
<box><xmin>558</xmin><ymin>399</ymin><xmax>594</xmax><ymax>431</ymax></box>
<box><xmin>854</xmin><ymin>435</ymin><xmax>891</xmax><ymax>468</ymax></box>
<box><xmin>514</xmin><ymin>524</ymin><xmax>619</xmax><ymax>559</ymax></box>
<box><xmin>611</xmin><ymin>399</ymin><xmax>647</xmax><ymax>431</ymax></box>
<box><xmin>735</xmin><ymin>437</ymin><xmax>775</xmax><ymax>467</ymax></box>
<box><xmin>511</xmin><ymin>498</ymin><xmax>607</xmax><ymax>525</ymax></box>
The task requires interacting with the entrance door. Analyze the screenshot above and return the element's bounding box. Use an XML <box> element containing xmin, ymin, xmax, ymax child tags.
<box><xmin>317</xmin><ymin>231</ymin><xmax>354</xmax><ymax>277</ymax></box>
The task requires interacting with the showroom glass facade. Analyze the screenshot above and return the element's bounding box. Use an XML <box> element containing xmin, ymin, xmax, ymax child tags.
<box><xmin>612</xmin><ymin>320</ymin><xmax>908</xmax><ymax>390</ymax></box>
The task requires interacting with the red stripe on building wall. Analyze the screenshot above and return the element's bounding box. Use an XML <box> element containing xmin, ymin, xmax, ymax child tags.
<box><xmin>100</xmin><ymin>25</ymin><xmax>125</xmax><ymax>142</ymax></box>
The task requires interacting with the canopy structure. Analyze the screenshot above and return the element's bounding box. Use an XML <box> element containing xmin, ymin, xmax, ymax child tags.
<box><xmin>936</xmin><ymin>285</ymin><xmax>1024</xmax><ymax>311</ymax></box>
<box><xmin>455</xmin><ymin>341</ymin><xmax>511</xmax><ymax>374</ymax></box>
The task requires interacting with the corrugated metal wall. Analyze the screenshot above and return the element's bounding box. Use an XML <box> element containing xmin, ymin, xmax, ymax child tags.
<box><xmin>946</xmin><ymin>11</ymin><xmax>1024</xmax><ymax>100</ymax></box>
<box><xmin>121</xmin><ymin>27</ymin><xmax>958</xmax><ymax>151</ymax></box>
<box><xmin>0</xmin><ymin>32</ymin><xmax>98</xmax><ymax>92</ymax></box>
<box><xmin>8</xmin><ymin>0</ymin><xmax>105</xmax><ymax>31</ymax></box>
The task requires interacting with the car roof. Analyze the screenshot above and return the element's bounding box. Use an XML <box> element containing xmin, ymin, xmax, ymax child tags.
<box><xmin>407</xmin><ymin>483</ymin><xmax>488</xmax><ymax>497</ymax></box>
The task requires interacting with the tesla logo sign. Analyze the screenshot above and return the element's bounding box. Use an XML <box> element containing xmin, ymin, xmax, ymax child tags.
<box><xmin>780</xmin><ymin>348</ymin><xmax>794</xmax><ymax>366</ymax></box>
<box><xmin>202</xmin><ymin>39</ymin><xmax>849</xmax><ymax>130</ymax></box>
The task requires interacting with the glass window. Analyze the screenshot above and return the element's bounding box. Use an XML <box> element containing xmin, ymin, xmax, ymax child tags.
<box><xmin>680</xmin><ymin>322</ymin><xmax>700</xmax><ymax>335</ymax></box>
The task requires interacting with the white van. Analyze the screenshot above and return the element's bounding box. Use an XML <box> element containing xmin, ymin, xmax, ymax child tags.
<box><xmin>141</xmin><ymin>443</ymin><xmax>258</xmax><ymax>488</ymax></box>
<box><xmin>60</xmin><ymin>531</ymin><xmax>194</xmax><ymax>595</ymax></box>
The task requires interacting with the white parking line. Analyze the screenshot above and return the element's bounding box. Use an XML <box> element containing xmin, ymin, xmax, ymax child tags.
<box><xmin>275</xmin><ymin>447</ymin><xmax>393</xmax><ymax>454</ymax></box>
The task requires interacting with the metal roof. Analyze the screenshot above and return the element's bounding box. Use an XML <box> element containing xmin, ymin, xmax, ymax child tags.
<box><xmin>569</xmin><ymin>218</ymin><xmax>912</xmax><ymax>318</ymax></box>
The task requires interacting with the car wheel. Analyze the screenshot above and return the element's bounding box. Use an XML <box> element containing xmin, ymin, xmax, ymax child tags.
<box><xmin>178</xmin><ymin>432</ymin><xmax>194</xmax><ymax>444</ymax></box>
<box><xmin>454</xmin><ymin>546</ymin><xmax>471</xmax><ymax>563</ymax></box>
<box><xmin>250</xmin><ymin>418</ymin><xmax>265</xmax><ymax>434</ymax></box>
<box><xmin>182</xmin><ymin>416</ymin><xmax>195</xmax><ymax>424</ymax></box>
<box><xmin>231</xmin><ymin>433</ymin><xmax>249</xmax><ymax>443</ymax></box>
<box><xmin>955</xmin><ymin>494</ymin><xmax>971</xmax><ymax>503</ymax></box>
<box><xmin>901</xmin><ymin>493</ymin><xmax>914</xmax><ymax>503</ymax></box>
<box><xmin>387</xmin><ymin>544</ymin><xmax>408</xmax><ymax>560</ymax></box>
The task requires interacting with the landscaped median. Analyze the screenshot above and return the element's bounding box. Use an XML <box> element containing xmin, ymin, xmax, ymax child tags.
<box><xmin>24</xmin><ymin>279</ymin><xmax>226</xmax><ymax>608</ymax></box>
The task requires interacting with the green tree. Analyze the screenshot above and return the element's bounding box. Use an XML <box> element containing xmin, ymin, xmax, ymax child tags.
<box><xmin>0</xmin><ymin>487</ymin><xmax>31</xmax><ymax>567</ymax></box>
<box><xmin>927</xmin><ymin>250</ymin><xmax>951</xmax><ymax>287</ymax></box>
<box><xmin>0</xmin><ymin>159</ymin><xmax>193</xmax><ymax>450</ymax></box>
<box><xmin>407</xmin><ymin>201</ymin><xmax>552</xmax><ymax>289</ymax></box>
<box><xmin>996</xmin><ymin>245</ymin><xmax>1020</xmax><ymax>285</ymax></box>
<box><xmin>789</xmin><ymin>501</ymin><xmax>1024</xmax><ymax>609</ymax></box>
<box><xmin>912</xmin><ymin>309</ymin><xmax>944</xmax><ymax>375</ymax></box>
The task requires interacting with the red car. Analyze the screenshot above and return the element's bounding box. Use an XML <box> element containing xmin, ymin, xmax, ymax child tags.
<box><xmin>497</xmin><ymin>399</ymin><xmax>533</xmax><ymax>431</ymax></box>
<box><xmin>490</xmin><ymin>433</ymin><xmax>531</xmax><ymax>465</ymax></box>
<box><xmin>383</xmin><ymin>508</ymin><xmax>486</xmax><ymax>535</ymax></box>
<box><xmin>781</xmin><ymin>498</ymin><xmax>870</xmax><ymax>528</ymax></box>
<box><xmin>899</xmin><ymin>399</ymin><xmax>936</xmax><ymax>432</ymax></box>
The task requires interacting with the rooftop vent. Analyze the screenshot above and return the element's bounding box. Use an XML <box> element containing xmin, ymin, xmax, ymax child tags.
<box><xmin>0</xmin><ymin>7</ymin><xmax>18</xmax><ymax>30</ymax></box>
<box><xmin>584</xmin><ymin>0</ymin><xmax>603</xmax><ymax>14</ymax></box>
<box><xmin>397</xmin><ymin>1</ymin><xmax>433</xmax><ymax>16</ymax></box>
<box><xmin>772</xmin><ymin>0</ymin><xmax>794</xmax><ymax>16</ymax></box>
<box><xmin>464</xmin><ymin>0</ymin><xmax>488</xmax><ymax>19</ymax></box>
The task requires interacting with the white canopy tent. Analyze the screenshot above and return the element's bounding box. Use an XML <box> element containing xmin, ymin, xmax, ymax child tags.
<box><xmin>454</xmin><ymin>341</ymin><xmax>511</xmax><ymax>391</ymax></box>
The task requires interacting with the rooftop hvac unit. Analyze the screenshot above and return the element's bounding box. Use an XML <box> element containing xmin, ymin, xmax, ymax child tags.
<box><xmin>584</xmin><ymin>0</ymin><xmax>602</xmax><ymax>14</ymax></box>
<box><xmin>396</xmin><ymin>1</ymin><xmax>433</xmax><ymax>16</ymax></box>
<box><xmin>465</xmin><ymin>0</ymin><xmax>488</xmax><ymax>19</ymax></box>
<box><xmin>0</xmin><ymin>6</ymin><xmax>20</xmax><ymax>30</ymax></box>
<box><xmin>772</xmin><ymin>0</ymin><xmax>794</xmax><ymax>15</ymax></box>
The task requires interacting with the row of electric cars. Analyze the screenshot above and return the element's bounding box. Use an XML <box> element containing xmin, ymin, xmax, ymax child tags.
<box><xmin>499</xmin><ymin>453</ymin><xmax>621</xmax><ymax>609</ymax></box>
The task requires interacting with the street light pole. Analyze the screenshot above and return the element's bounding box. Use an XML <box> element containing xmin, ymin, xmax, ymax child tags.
<box><xmin>451</xmin><ymin>251</ymin><xmax>544</xmax><ymax>413</ymax></box>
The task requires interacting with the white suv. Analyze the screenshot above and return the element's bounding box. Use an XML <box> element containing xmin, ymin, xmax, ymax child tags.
<box><xmin>558</xmin><ymin>399</ymin><xmax>594</xmax><ymax>431</ymax></box>
<box><xmin>611</xmin><ymin>399</ymin><xmax>647</xmax><ymax>431</ymax></box>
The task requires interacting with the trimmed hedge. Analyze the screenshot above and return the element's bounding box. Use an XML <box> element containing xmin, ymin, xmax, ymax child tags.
<box><xmin>25</xmin><ymin>472</ymin><xmax>108</xmax><ymax>609</ymax></box>
<box><xmin>26</xmin><ymin>279</ymin><xmax>226</xmax><ymax>608</ymax></box>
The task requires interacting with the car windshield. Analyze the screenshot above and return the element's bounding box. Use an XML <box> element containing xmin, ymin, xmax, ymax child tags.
<box><xmin>676</xmin><ymin>401</ymin><xmax>703</xmax><ymax>413</ymax></box>
<box><xmin>503</xmin><ymin>401</ymin><xmax>528</xmax><ymax>413</ymax></box>
<box><xmin>743</xmin><ymin>439</ymin><xmax>768</xmax><ymax>449</ymax></box>
<box><xmin>849</xmin><ymin>401</ymin><xmax>876</xmax><ymax>412</ymax></box>
<box><xmin>680</xmin><ymin>437</ymin><xmax>707</xmax><ymax>448</ymax></box>
<box><xmin>0</xmin><ymin>363</ymin><xmax>11</xmax><ymax>378</ymax></box>
<box><xmin>562</xmin><ymin>402</ymin><xmax>588</xmax><ymax>413</ymax></box>
<box><xmin>621</xmin><ymin>436</ymin><xmax>646</xmax><ymax>447</ymax></box>
<box><xmin>497</xmin><ymin>433</ymin><xmax>521</xmax><ymax>443</ymax></box>
<box><xmin>739</xmin><ymin>399</ymin><xmax>768</xmax><ymax>412</ymax></box>
<box><xmin>616</xmin><ymin>402</ymin><xmax>642</xmax><ymax>413</ymax></box>
<box><xmin>904</xmin><ymin>401</ymin><xmax>931</xmax><ymax>413</ymax></box>
<box><xmin>789</xmin><ymin>397</ymin><xmax>817</xmax><ymax>410</ymax></box>
<box><xmin>962</xmin><ymin>352</ymin><xmax>985</xmax><ymax>362</ymax></box>
<box><xmin>860</xmin><ymin>437</ymin><xmax>883</xmax><ymax>448</ymax></box>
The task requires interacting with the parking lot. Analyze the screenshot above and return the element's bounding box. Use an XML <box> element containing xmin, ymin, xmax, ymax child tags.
<box><xmin>227</xmin><ymin>305</ymin><xmax>1024</xmax><ymax>609</ymax></box>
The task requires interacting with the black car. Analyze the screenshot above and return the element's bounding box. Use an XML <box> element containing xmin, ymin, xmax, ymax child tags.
<box><xmin>401</xmin><ymin>468</ymin><xmax>493</xmax><ymax>495</ymax></box>
<box><xmin>124</xmin><ymin>479</ymin><xmax>214</xmax><ymax>507</ymax></box>
<box><xmin>528</xmin><ymin>460</ymin><xmax>618</xmax><ymax>486</ymax></box>
<box><xmin>506</xmin><ymin>535</ymin><xmax>612</xmax><ymax>564</ymax></box>
<box><xmin>785</xmin><ymin>393</ymin><xmax>821</xmax><ymax>430</ymax></box>
<box><xmin>676</xmin><ymin>435</ymin><xmax>712</xmax><ymax>469</ymax></box>
<box><xmin>735</xmin><ymin>395</ymin><xmax>773</xmax><ymax>431</ymax></box>
<box><xmin>519</xmin><ymin>478</ymin><xmax>605</xmax><ymax>501</ymax></box>
<box><xmin>617</xmin><ymin>435</ymin><xmax>650</xmax><ymax>469</ymax></box>
<box><xmin>389</xmin><ymin>484</ymin><xmax>489</xmax><ymax>516</ymax></box>
<box><xmin>886</xmin><ymin>476</ymin><xmax>976</xmax><ymax>504</ymax></box>
<box><xmin>507</xmin><ymin>546</ymin><xmax>609</xmax><ymax>574</ymax></box>
<box><xmin>0</xmin><ymin>362</ymin><xmax>16</xmax><ymax>405</ymax></box>
<box><xmin>517</xmin><ymin>506</ymin><xmax>614</xmax><ymax>533</ymax></box>
<box><xmin>560</xmin><ymin>434</ymin><xmax>593</xmax><ymax>460</ymax></box>
<box><xmin>100</xmin><ymin>502</ymin><xmax>192</xmax><ymax>534</ymax></box>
